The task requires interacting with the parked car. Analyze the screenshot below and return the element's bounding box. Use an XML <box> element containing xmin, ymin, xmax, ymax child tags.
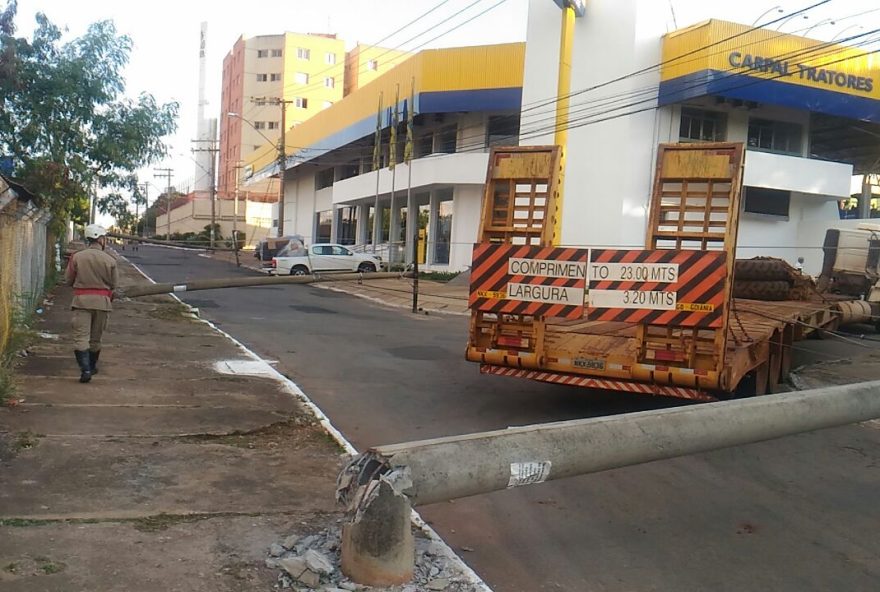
<box><xmin>254</xmin><ymin>236</ymin><xmax>305</xmax><ymax>269</ymax></box>
<box><xmin>272</xmin><ymin>243</ymin><xmax>382</xmax><ymax>275</ymax></box>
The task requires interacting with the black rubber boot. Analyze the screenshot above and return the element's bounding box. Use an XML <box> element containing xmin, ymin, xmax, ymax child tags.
<box><xmin>75</xmin><ymin>350</ymin><xmax>92</xmax><ymax>383</ymax></box>
<box><xmin>89</xmin><ymin>350</ymin><xmax>100</xmax><ymax>375</ymax></box>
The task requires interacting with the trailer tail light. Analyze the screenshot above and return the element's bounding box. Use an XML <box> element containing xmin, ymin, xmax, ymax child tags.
<box><xmin>497</xmin><ymin>335</ymin><xmax>529</xmax><ymax>349</ymax></box>
<box><xmin>653</xmin><ymin>349</ymin><xmax>682</xmax><ymax>362</ymax></box>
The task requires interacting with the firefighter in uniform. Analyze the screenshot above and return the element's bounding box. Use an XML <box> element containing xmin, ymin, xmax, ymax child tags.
<box><xmin>65</xmin><ymin>224</ymin><xmax>118</xmax><ymax>383</ymax></box>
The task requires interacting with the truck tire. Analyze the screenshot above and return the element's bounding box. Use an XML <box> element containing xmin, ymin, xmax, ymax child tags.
<box><xmin>290</xmin><ymin>265</ymin><xmax>309</xmax><ymax>276</ymax></box>
<box><xmin>733</xmin><ymin>280</ymin><xmax>791</xmax><ymax>301</ymax></box>
<box><xmin>734</xmin><ymin>258</ymin><xmax>793</xmax><ymax>281</ymax></box>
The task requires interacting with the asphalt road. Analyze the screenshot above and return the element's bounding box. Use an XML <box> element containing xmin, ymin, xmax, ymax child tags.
<box><xmin>125</xmin><ymin>245</ymin><xmax>880</xmax><ymax>592</ymax></box>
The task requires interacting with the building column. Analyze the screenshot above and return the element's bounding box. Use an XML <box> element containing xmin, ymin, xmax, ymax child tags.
<box><xmin>428</xmin><ymin>190</ymin><xmax>440</xmax><ymax>266</ymax></box>
<box><xmin>330</xmin><ymin>205</ymin><xmax>339</xmax><ymax>243</ymax></box>
<box><xmin>356</xmin><ymin>203</ymin><xmax>370</xmax><ymax>246</ymax></box>
<box><xmin>860</xmin><ymin>176</ymin><xmax>872</xmax><ymax>219</ymax></box>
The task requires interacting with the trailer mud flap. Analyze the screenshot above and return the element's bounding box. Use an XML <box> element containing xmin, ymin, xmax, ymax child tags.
<box><xmin>481</xmin><ymin>364</ymin><xmax>716</xmax><ymax>402</ymax></box>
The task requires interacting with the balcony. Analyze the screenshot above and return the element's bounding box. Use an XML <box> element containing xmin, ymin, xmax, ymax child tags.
<box><xmin>331</xmin><ymin>152</ymin><xmax>490</xmax><ymax>205</ymax></box>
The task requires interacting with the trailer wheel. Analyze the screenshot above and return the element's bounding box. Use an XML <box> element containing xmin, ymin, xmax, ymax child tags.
<box><xmin>735</xmin><ymin>361</ymin><xmax>770</xmax><ymax>398</ymax></box>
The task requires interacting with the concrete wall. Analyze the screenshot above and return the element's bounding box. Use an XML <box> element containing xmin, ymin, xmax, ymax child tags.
<box><xmin>155</xmin><ymin>199</ymin><xmax>270</xmax><ymax>247</ymax></box>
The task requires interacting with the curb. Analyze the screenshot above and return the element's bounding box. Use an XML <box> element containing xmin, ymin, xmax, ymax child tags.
<box><xmin>121</xmin><ymin>255</ymin><xmax>491</xmax><ymax>592</ymax></box>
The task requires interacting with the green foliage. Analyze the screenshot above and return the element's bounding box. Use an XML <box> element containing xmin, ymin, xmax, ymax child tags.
<box><xmin>0</xmin><ymin>1</ymin><xmax>178</xmax><ymax>228</ymax></box>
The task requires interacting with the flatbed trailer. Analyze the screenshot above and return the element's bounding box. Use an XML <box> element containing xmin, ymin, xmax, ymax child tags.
<box><xmin>465</xmin><ymin>143</ymin><xmax>848</xmax><ymax>400</ymax></box>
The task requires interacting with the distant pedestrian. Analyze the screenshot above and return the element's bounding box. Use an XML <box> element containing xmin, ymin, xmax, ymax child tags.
<box><xmin>65</xmin><ymin>224</ymin><xmax>118</xmax><ymax>383</ymax></box>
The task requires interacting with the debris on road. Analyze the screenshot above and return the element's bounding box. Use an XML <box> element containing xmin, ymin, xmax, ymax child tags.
<box><xmin>268</xmin><ymin>526</ymin><xmax>484</xmax><ymax>591</ymax></box>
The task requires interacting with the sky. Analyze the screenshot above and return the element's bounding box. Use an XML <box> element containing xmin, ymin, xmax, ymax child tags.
<box><xmin>9</xmin><ymin>0</ymin><xmax>880</xmax><ymax>223</ymax></box>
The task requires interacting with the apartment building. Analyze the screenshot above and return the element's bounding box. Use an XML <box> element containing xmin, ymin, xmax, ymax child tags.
<box><xmin>219</xmin><ymin>32</ymin><xmax>346</xmax><ymax>196</ymax></box>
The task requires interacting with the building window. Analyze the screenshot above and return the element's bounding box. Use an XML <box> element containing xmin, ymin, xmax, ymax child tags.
<box><xmin>253</xmin><ymin>121</ymin><xmax>266</xmax><ymax>130</ymax></box>
<box><xmin>270</xmin><ymin>73</ymin><xmax>282</xmax><ymax>82</ymax></box>
<box><xmin>267</xmin><ymin>121</ymin><xmax>279</xmax><ymax>130</ymax></box>
<box><xmin>326</xmin><ymin>52</ymin><xmax>337</xmax><ymax>65</ymax></box>
<box><xmin>434</xmin><ymin>195</ymin><xmax>453</xmax><ymax>265</ymax></box>
<box><xmin>271</xmin><ymin>48</ymin><xmax>282</xmax><ymax>57</ymax></box>
<box><xmin>297</xmin><ymin>47</ymin><xmax>311</xmax><ymax>60</ymax></box>
<box><xmin>324</xmin><ymin>77</ymin><xmax>335</xmax><ymax>88</ymax></box>
<box><xmin>748</xmin><ymin>119</ymin><xmax>803</xmax><ymax>155</ymax></box>
<box><xmin>487</xmin><ymin>115</ymin><xmax>520</xmax><ymax>147</ymax></box>
<box><xmin>322</xmin><ymin>101</ymin><xmax>333</xmax><ymax>109</ymax></box>
<box><xmin>679</xmin><ymin>108</ymin><xmax>727</xmax><ymax>142</ymax></box>
<box><xmin>257</xmin><ymin>49</ymin><xmax>268</xmax><ymax>58</ymax></box>
<box><xmin>295</xmin><ymin>97</ymin><xmax>309</xmax><ymax>109</ymax></box>
<box><xmin>337</xmin><ymin>206</ymin><xmax>357</xmax><ymax>245</ymax></box>
<box><xmin>256</xmin><ymin>73</ymin><xmax>268</xmax><ymax>82</ymax></box>
<box><xmin>316</xmin><ymin>168</ymin><xmax>335</xmax><ymax>190</ymax></box>
<box><xmin>316</xmin><ymin>210</ymin><xmax>332</xmax><ymax>242</ymax></box>
<box><xmin>295</xmin><ymin>72</ymin><xmax>309</xmax><ymax>84</ymax></box>
<box><xmin>339</xmin><ymin>161</ymin><xmax>359</xmax><ymax>180</ymax></box>
<box><xmin>416</xmin><ymin>132</ymin><xmax>433</xmax><ymax>158</ymax></box>
<box><xmin>437</xmin><ymin>124</ymin><xmax>457</xmax><ymax>153</ymax></box>
<box><xmin>743</xmin><ymin>187</ymin><xmax>791</xmax><ymax>218</ymax></box>
<box><xmin>367</xmin><ymin>59</ymin><xmax>378</xmax><ymax>71</ymax></box>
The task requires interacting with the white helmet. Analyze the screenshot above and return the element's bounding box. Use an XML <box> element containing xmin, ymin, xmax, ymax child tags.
<box><xmin>84</xmin><ymin>224</ymin><xmax>108</xmax><ymax>241</ymax></box>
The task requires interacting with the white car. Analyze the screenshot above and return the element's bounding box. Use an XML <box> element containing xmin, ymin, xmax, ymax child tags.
<box><xmin>272</xmin><ymin>243</ymin><xmax>382</xmax><ymax>276</ymax></box>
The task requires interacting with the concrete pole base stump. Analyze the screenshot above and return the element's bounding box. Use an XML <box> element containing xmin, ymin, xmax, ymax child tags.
<box><xmin>340</xmin><ymin>479</ymin><xmax>414</xmax><ymax>586</ymax></box>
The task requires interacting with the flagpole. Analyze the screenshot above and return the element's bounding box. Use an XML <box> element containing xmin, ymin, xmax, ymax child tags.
<box><xmin>388</xmin><ymin>84</ymin><xmax>400</xmax><ymax>267</ymax></box>
<box><xmin>372</xmin><ymin>92</ymin><xmax>383</xmax><ymax>255</ymax></box>
<box><xmin>405</xmin><ymin>76</ymin><xmax>415</xmax><ymax>266</ymax></box>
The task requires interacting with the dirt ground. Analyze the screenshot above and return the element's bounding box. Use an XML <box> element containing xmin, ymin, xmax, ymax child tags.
<box><xmin>0</xmin><ymin>261</ymin><xmax>347</xmax><ymax>591</ymax></box>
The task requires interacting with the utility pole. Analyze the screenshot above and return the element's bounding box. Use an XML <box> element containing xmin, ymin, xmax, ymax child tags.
<box><xmin>154</xmin><ymin>168</ymin><xmax>174</xmax><ymax>240</ymax></box>
<box><xmin>255</xmin><ymin>97</ymin><xmax>293</xmax><ymax>237</ymax></box>
<box><xmin>138</xmin><ymin>183</ymin><xmax>149</xmax><ymax>238</ymax></box>
<box><xmin>233</xmin><ymin>161</ymin><xmax>242</xmax><ymax>267</ymax></box>
<box><xmin>192</xmin><ymin>138</ymin><xmax>219</xmax><ymax>247</ymax></box>
<box><xmin>89</xmin><ymin>178</ymin><xmax>97</xmax><ymax>225</ymax></box>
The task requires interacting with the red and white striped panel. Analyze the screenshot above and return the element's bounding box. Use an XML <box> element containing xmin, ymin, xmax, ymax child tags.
<box><xmin>480</xmin><ymin>365</ymin><xmax>715</xmax><ymax>402</ymax></box>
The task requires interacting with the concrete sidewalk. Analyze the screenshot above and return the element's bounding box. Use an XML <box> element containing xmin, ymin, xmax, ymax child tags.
<box><xmin>0</xmin><ymin>261</ymin><xmax>344</xmax><ymax>591</ymax></box>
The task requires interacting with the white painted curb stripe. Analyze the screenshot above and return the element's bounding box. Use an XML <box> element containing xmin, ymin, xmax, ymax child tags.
<box><xmin>122</xmin><ymin>255</ymin><xmax>491</xmax><ymax>592</ymax></box>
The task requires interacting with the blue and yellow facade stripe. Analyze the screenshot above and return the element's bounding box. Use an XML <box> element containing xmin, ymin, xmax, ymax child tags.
<box><xmin>246</xmin><ymin>43</ymin><xmax>525</xmax><ymax>181</ymax></box>
<box><xmin>659</xmin><ymin>20</ymin><xmax>880</xmax><ymax>123</ymax></box>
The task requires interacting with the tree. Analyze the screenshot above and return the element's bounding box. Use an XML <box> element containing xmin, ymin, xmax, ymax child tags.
<box><xmin>0</xmin><ymin>1</ymin><xmax>178</xmax><ymax>233</ymax></box>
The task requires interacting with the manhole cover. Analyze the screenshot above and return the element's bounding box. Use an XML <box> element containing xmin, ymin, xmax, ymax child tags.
<box><xmin>289</xmin><ymin>305</ymin><xmax>336</xmax><ymax>314</ymax></box>
<box><xmin>385</xmin><ymin>345</ymin><xmax>448</xmax><ymax>360</ymax></box>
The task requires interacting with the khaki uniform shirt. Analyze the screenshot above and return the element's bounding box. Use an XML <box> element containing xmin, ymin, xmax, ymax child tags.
<box><xmin>66</xmin><ymin>243</ymin><xmax>118</xmax><ymax>311</ymax></box>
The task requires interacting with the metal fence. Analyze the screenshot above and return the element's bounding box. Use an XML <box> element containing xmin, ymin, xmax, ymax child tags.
<box><xmin>0</xmin><ymin>176</ymin><xmax>53</xmax><ymax>353</ymax></box>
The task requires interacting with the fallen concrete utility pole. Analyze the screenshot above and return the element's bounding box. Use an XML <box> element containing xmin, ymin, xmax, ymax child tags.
<box><xmin>336</xmin><ymin>381</ymin><xmax>880</xmax><ymax>585</ymax></box>
<box><xmin>122</xmin><ymin>272</ymin><xmax>405</xmax><ymax>299</ymax></box>
<box><xmin>108</xmin><ymin>231</ymin><xmax>238</xmax><ymax>252</ymax></box>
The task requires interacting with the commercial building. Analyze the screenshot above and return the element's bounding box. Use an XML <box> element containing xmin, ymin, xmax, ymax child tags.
<box><xmin>243</xmin><ymin>43</ymin><xmax>524</xmax><ymax>271</ymax></box>
<box><xmin>522</xmin><ymin>0</ymin><xmax>880</xmax><ymax>275</ymax></box>
<box><xmin>241</xmin><ymin>2</ymin><xmax>879</xmax><ymax>274</ymax></box>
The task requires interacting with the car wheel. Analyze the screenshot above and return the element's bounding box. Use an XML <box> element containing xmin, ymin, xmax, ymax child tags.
<box><xmin>358</xmin><ymin>262</ymin><xmax>377</xmax><ymax>273</ymax></box>
<box><xmin>290</xmin><ymin>265</ymin><xmax>309</xmax><ymax>276</ymax></box>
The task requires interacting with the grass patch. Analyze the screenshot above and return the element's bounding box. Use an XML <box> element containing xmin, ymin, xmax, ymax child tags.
<box><xmin>40</xmin><ymin>561</ymin><xmax>65</xmax><ymax>575</ymax></box>
<box><xmin>416</xmin><ymin>271</ymin><xmax>461</xmax><ymax>283</ymax></box>
<box><xmin>0</xmin><ymin>312</ymin><xmax>37</xmax><ymax>405</ymax></box>
<box><xmin>147</xmin><ymin>301</ymin><xmax>196</xmax><ymax>322</ymax></box>
<box><xmin>14</xmin><ymin>431</ymin><xmax>42</xmax><ymax>451</ymax></box>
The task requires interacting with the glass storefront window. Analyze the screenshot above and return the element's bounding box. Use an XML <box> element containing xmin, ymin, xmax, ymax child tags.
<box><xmin>435</xmin><ymin>199</ymin><xmax>452</xmax><ymax>265</ymax></box>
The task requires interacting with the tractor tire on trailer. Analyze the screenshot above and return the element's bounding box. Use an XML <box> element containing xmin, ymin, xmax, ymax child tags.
<box><xmin>290</xmin><ymin>265</ymin><xmax>309</xmax><ymax>276</ymax></box>
<box><xmin>734</xmin><ymin>258</ymin><xmax>793</xmax><ymax>281</ymax></box>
